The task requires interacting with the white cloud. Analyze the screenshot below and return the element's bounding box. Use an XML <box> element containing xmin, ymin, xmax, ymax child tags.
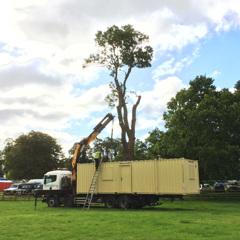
<box><xmin>152</xmin><ymin>54</ymin><xmax>197</xmax><ymax>79</ymax></box>
<box><xmin>1</xmin><ymin>0</ymin><xmax>239</xmax><ymax>75</ymax></box>
<box><xmin>152</xmin><ymin>57</ymin><xmax>190</xmax><ymax>79</ymax></box>
<box><xmin>0</xmin><ymin>59</ymin><xmax>111</xmax><ymax>152</ymax></box>
<box><xmin>209</xmin><ymin>70</ymin><xmax>221</xmax><ymax>78</ymax></box>
<box><xmin>229</xmin><ymin>88</ymin><xmax>236</xmax><ymax>93</ymax></box>
<box><xmin>0</xmin><ymin>0</ymin><xmax>239</xmax><ymax>154</ymax></box>
<box><xmin>136</xmin><ymin>77</ymin><xmax>187</xmax><ymax>131</ymax></box>
<box><xmin>152</xmin><ymin>44</ymin><xmax>201</xmax><ymax>79</ymax></box>
<box><xmin>44</xmin><ymin>130</ymin><xmax>79</xmax><ymax>155</ymax></box>
<box><xmin>198</xmin><ymin>0</ymin><xmax>240</xmax><ymax>32</ymax></box>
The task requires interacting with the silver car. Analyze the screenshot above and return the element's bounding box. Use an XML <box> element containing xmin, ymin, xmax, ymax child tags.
<box><xmin>3</xmin><ymin>183</ymin><xmax>21</xmax><ymax>195</ymax></box>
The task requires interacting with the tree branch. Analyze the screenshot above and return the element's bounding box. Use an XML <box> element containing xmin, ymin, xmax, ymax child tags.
<box><xmin>123</xmin><ymin>67</ymin><xmax>132</xmax><ymax>96</ymax></box>
<box><xmin>131</xmin><ymin>95</ymin><xmax>141</xmax><ymax>136</ymax></box>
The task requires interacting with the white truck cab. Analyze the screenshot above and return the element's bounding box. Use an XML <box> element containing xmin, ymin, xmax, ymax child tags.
<box><xmin>43</xmin><ymin>169</ymin><xmax>72</xmax><ymax>190</ymax></box>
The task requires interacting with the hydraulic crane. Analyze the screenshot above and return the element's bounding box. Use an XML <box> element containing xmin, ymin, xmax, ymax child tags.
<box><xmin>71</xmin><ymin>113</ymin><xmax>114</xmax><ymax>187</ymax></box>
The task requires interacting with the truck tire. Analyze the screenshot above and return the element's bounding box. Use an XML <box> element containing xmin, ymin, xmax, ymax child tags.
<box><xmin>104</xmin><ymin>196</ymin><xmax>116</xmax><ymax>208</ymax></box>
<box><xmin>47</xmin><ymin>196</ymin><xmax>57</xmax><ymax>207</ymax></box>
<box><xmin>117</xmin><ymin>196</ymin><xmax>129</xmax><ymax>209</ymax></box>
<box><xmin>64</xmin><ymin>196</ymin><xmax>74</xmax><ymax>207</ymax></box>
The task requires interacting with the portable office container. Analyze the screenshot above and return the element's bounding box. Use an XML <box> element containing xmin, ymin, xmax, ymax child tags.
<box><xmin>77</xmin><ymin>158</ymin><xmax>199</xmax><ymax>196</ymax></box>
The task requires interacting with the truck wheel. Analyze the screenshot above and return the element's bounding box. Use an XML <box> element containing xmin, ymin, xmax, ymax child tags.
<box><xmin>64</xmin><ymin>196</ymin><xmax>74</xmax><ymax>207</ymax></box>
<box><xmin>117</xmin><ymin>196</ymin><xmax>129</xmax><ymax>209</ymax></box>
<box><xmin>105</xmin><ymin>196</ymin><xmax>116</xmax><ymax>208</ymax></box>
<box><xmin>47</xmin><ymin>196</ymin><xmax>57</xmax><ymax>207</ymax></box>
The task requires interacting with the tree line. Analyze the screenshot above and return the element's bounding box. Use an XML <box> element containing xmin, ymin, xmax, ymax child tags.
<box><xmin>146</xmin><ymin>76</ymin><xmax>240</xmax><ymax>181</ymax></box>
<box><xmin>1</xmin><ymin>76</ymin><xmax>239</xmax><ymax>181</ymax></box>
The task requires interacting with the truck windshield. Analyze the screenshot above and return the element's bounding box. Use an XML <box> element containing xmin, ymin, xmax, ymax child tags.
<box><xmin>45</xmin><ymin>175</ymin><xmax>57</xmax><ymax>184</ymax></box>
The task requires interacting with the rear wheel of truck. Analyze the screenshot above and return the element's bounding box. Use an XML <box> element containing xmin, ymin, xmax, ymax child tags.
<box><xmin>117</xmin><ymin>196</ymin><xmax>129</xmax><ymax>209</ymax></box>
<box><xmin>64</xmin><ymin>196</ymin><xmax>74</xmax><ymax>207</ymax></box>
<box><xmin>47</xmin><ymin>196</ymin><xmax>57</xmax><ymax>207</ymax></box>
<box><xmin>104</xmin><ymin>196</ymin><xmax>116</xmax><ymax>208</ymax></box>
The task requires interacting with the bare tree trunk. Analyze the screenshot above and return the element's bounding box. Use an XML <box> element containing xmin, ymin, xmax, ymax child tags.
<box><xmin>115</xmin><ymin>75</ymin><xmax>141</xmax><ymax>161</ymax></box>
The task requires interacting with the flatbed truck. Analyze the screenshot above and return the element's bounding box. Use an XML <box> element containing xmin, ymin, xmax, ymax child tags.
<box><xmin>36</xmin><ymin>113</ymin><xmax>199</xmax><ymax>209</ymax></box>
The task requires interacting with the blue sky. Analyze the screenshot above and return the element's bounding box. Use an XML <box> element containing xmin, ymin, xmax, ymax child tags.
<box><xmin>0</xmin><ymin>0</ymin><xmax>240</xmax><ymax>155</ymax></box>
<box><xmin>181</xmin><ymin>30</ymin><xmax>240</xmax><ymax>89</ymax></box>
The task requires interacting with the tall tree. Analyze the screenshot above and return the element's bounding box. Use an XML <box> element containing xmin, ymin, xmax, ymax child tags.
<box><xmin>84</xmin><ymin>25</ymin><xmax>153</xmax><ymax>160</ymax></box>
<box><xmin>4</xmin><ymin>131</ymin><xmax>64</xmax><ymax>179</ymax></box>
<box><xmin>147</xmin><ymin>76</ymin><xmax>240</xmax><ymax>180</ymax></box>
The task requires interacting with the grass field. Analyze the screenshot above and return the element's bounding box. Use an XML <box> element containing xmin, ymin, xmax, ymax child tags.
<box><xmin>0</xmin><ymin>195</ymin><xmax>240</xmax><ymax>240</ymax></box>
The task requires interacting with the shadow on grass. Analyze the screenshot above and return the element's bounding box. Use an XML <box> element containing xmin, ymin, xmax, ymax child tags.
<box><xmin>69</xmin><ymin>205</ymin><xmax>196</xmax><ymax>212</ymax></box>
<box><xmin>139</xmin><ymin>206</ymin><xmax>196</xmax><ymax>212</ymax></box>
<box><xmin>36</xmin><ymin>204</ymin><xmax>196</xmax><ymax>213</ymax></box>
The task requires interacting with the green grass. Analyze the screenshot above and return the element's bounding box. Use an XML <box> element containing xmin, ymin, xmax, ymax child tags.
<box><xmin>0</xmin><ymin>196</ymin><xmax>240</xmax><ymax>240</ymax></box>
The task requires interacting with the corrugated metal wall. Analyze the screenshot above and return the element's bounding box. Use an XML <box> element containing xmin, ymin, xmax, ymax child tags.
<box><xmin>76</xmin><ymin>159</ymin><xmax>199</xmax><ymax>195</ymax></box>
<box><xmin>157</xmin><ymin>159</ymin><xmax>184</xmax><ymax>194</ymax></box>
<box><xmin>131</xmin><ymin>160</ymin><xmax>156</xmax><ymax>194</ymax></box>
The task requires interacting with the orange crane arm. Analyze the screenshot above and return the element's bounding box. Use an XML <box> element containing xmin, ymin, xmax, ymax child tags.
<box><xmin>72</xmin><ymin>113</ymin><xmax>114</xmax><ymax>181</ymax></box>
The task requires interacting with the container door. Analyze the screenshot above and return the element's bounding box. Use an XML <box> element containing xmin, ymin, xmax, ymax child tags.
<box><xmin>120</xmin><ymin>165</ymin><xmax>132</xmax><ymax>193</ymax></box>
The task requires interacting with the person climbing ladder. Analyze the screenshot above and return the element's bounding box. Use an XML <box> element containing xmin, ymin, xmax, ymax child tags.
<box><xmin>94</xmin><ymin>148</ymin><xmax>102</xmax><ymax>170</ymax></box>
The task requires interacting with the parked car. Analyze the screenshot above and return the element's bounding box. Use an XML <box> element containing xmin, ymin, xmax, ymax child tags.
<box><xmin>3</xmin><ymin>183</ymin><xmax>21</xmax><ymax>194</ymax></box>
<box><xmin>31</xmin><ymin>183</ymin><xmax>43</xmax><ymax>193</ymax></box>
<box><xmin>28</xmin><ymin>179</ymin><xmax>44</xmax><ymax>184</ymax></box>
<box><xmin>199</xmin><ymin>183</ymin><xmax>211</xmax><ymax>193</ymax></box>
<box><xmin>16</xmin><ymin>183</ymin><xmax>33</xmax><ymax>195</ymax></box>
<box><xmin>16</xmin><ymin>183</ymin><xmax>43</xmax><ymax>195</ymax></box>
<box><xmin>226</xmin><ymin>181</ymin><xmax>240</xmax><ymax>192</ymax></box>
<box><xmin>213</xmin><ymin>183</ymin><xmax>225</xmax><ymax>192</ymax></box>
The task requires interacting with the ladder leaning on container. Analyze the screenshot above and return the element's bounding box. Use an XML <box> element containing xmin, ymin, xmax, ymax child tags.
<box><xmin>82</xmin><ymin>157</ymin><xmax>103</xmax><ymax>210</ymax></box>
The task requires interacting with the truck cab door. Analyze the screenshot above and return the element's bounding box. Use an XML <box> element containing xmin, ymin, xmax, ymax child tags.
<box><xmin>43</xmin><ymin>174</ymin><xmax>59</xmax><ymax>190</ymax></box>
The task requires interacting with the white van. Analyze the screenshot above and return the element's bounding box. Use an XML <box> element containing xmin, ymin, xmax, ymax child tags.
<box><xmin>28</xmin><ymin>179</ymin><xmax>44</xmax><ymax>184</ymax></box>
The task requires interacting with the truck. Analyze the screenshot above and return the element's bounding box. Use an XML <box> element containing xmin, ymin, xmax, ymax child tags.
<box><xmin>36</xmin><ymin>113</ymin><xmax>199</xmax><ymax>209</ymax></box>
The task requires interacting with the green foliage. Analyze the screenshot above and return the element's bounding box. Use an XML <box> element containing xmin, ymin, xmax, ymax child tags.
<box><xmin>0</xmin><ymin>150</ymin><xmax>4</xmax><ymax>176</ymax></box>
<box><xmin>147</xmin><ymin>75</ymin><xmax>240</xmax><ymax>180</ymax></box>
<box><xmin>93</xmin><ymin>137</ymin><xmax>152</xmax><ymax>161</ymax></box>
<box><xmin>3</xmin><ymin>131</ymin><xmax>64</xmax><ymax>179</ymax></box>
<box><xmin>58</xmin><ymin>156</ymin><xmax>72</xmax><ymax>170</ymax></box>
<box><xmin>235</xmin><ymin>80</ymin><xmax>240</xmax><ymax>90</ymax></box>
<box><xmin>68</xmin><ymin>142</ymin><xmax>91</xmax><ymax>164</ymax></box>
<box><xmin>93</xmin><ymin>137</ymin><xmax>124</xmax><ymax>161</ymax></box>
<box><xmin>104</xmin><ymin>82</ymin><xmax>119</xmax><ymax>108</ymax></box>
<box><xmin>145</xmin><ymin>128</ymin><xmax>163</xmax><ymax>159</ymax></box>
<box><xmin>134</xmin><ymin>139</ymin><xmax>149</xmax><ymax>160</ymax></box>
<box><xmin>85</xmin><ymin>25</ymin><xmax>153</xmax><ymax>73</ymax></box>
